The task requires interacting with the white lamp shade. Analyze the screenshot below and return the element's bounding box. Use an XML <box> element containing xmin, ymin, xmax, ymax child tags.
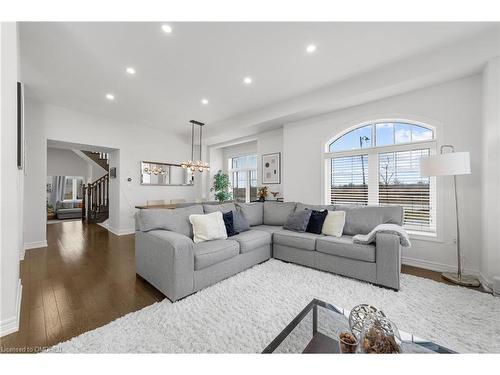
<box><xmin>420</xmin><ymin>151</ymin><xmax>471</xmax><ymax>177</ymax></box>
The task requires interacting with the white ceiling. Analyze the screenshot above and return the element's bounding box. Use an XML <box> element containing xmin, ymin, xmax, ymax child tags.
<box><xmin>19</xmin><ymin>22</ymin><xmax>492</xmax><ymax>136</ymax></box>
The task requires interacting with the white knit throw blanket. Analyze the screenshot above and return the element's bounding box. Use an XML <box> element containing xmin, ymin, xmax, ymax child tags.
<box><xmin>352</xmin><ymin>223</ymin><xmax>411</xmax><ymax>247</ymax></box>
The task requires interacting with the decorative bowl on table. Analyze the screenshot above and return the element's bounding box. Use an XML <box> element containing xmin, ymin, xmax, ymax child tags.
<box><xmin>348</xmin><ymin>304</ymin><xmax>387</xmax><ymax>338</ymax></box>
<box><xmin>359</xmin><ymin>314</ymin><xmax>402</xmax><ymax>354</ymax></box>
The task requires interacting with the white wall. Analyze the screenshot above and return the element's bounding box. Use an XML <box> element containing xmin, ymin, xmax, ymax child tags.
<box><xmin>47</xmin><ymin>147</ymin><xmax>90</xmax><ymax>177</ymax></box>
<box><xmin>256</xmin><ymin>128</ymin><xmax>283</xmax><ymax>197</ymax></box>
<box><xmin>23</xmin><ymin>98</ymin><xmax>200</xmax><ymax>245</ymax></box>
<box><xmin>222</xmin><ymin>141</ymin><xmax>258</xmax><ymax>171</ymax></box>
<box><xmin>282</xmin><ymin>75</ymin><xmax>483</xmax><ymax>277</ymax></box>
<box><xmin>207</xmin><ymin>130</ymin><xmax>284</xmax><ymax>200</ymax></box>
<box><xmin>0</xmin><ymin>22</ymin><xmax>23</xmax><ymax>337</ymax></box>
<box><xmin>481</xmin><ymin>57</ymin><xmax>500</xmax><ymax>286</ymax></box>
<box><xmin>205</xmin><ymin>146</ymin><xmax>223</xmax><ymax>200</ymax></box>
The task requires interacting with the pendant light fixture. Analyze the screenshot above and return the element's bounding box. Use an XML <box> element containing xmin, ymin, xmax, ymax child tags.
<box><xmin>181</xmin><ymin>120</ymin><xmax>210</xmax><ymax>172</ymax></box>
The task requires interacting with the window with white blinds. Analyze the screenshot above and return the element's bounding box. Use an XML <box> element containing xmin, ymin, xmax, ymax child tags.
<box><xmin>228</xmin><ymin>155</ymin><xmax>257</xmax><ymax>203</ymax></box>
<box><xmin>378</xmin><ymin>149</ymin><xmax>436</xmax><ymax>232</ymax></box>
<box><xmin>331</xmin><ymin>155</ymin><xmax>368</xmax><ymax>205</ymax></box>
<box><xmin>326</xmin><ymin>120</ymin><xmax>437</xmax><ymax>236</ymax></box>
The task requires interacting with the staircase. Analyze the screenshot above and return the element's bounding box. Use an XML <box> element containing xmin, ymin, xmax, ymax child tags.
<box><xmin>81</xmin><ymin>151</ymin><xmax>110</xmax><ymax>171</ymax></box>
<box><xmin>82</xmin><ymin>173</ymin><xmax>109</xmax><ymax>223</ymax></box>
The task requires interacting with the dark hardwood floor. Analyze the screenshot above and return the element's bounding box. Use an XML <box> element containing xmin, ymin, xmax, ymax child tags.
<box><xmin>0</xmin><ymin>221</ymin><xmax>482</xmax><ymax>353</ymax></box>
<box><xmin>0</xmin><ymin>221</ymin><xmax>163</xmax><ymax>353</ymax></box>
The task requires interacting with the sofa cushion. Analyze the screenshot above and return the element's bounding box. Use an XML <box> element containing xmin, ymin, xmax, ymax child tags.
<box><xmin>58</xmin><ymin>208</ymin><xmax>81</xmax><ymax>213</ymax></box>
<box><xmin>189</xmin><ymin>211</ymin><xmax>228</xmax><ymax>244</ymax></box>
<box><xmin>316</xmin><ymin>235</ymin><xmax>376</xmax><ymax>262</ymax></box>
<box><xmin>283</xmin><ymin>209</ymin><xmax>311</xmax><ymax>232</ymax></box>
<box><xmin>193</xmin><ymin>239</ymin><xmax>239</xmax><ymax>270</ymax></box>
<box><xmin>295</xmin><ymin>202</ymin><xmax>335</xmax><ymax>212</ymax></box>
<box><xmin>273</xmin><ymin>229</ymin><xmax>323</xmax><ymax>251</ymax></box>
<box><xmin>136</xmin><ymin>205</ymin><xmax>204</xmax><ymax>238</ymax></box>
<box><xmin>235</xmin><ymin>202</ymin><xmax>263</xmax><ymax>226</ymax></box>
<box><xmin>263</xmin><ymin>201</ymin><xmax>296</xmax><ymax>226</ymax></box>
<box><xmin>250</xmin><ymin>225</ymin><xmax>282</xmax><ymax>234</ymax></box>
<box><xmin>203</xmin><ymin>202</ymin><xmax>236</xmax><ymax>214</ymax></box>
<box><xmin>57</xmin><ymin>208</ymin><xmax>82</xmax><ymax>219</ymax></box>
<box><xmin>231</xmin><ymin>230</ymin><xmax>271</xmax><ymax>254</ymax></box>
<box><xmin>334</xmin><ymin>205</ymin><xmax>404</xmax><ymax>236</ymax></box>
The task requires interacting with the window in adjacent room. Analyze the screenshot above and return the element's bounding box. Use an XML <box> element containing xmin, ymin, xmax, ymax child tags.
<box><xmin>228</xmin><ymin>155</ymin><xmax>257</xmax><ymax>203</ymax></box>
<box><xmin>63</xmin><ymin>176</ymin><xmax>84</xmax><ymax>201</ymax></box>
<box><xmin>326</xmin><ymin>121</ymin><xmax>436</xmax><ymax>235</ymax></box>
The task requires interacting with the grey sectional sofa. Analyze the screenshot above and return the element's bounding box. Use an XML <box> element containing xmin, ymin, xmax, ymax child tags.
<box><xmin>56</xmin><ymin>200</ymin><xmax>83</xmax><ymax>219</ymax></box>
<box><xmin>135</xmin><ymin>201</ymin><xmax>403</xmax><ymax>302</ymax></box>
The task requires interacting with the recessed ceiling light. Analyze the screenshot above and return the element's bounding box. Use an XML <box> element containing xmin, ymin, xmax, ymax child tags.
<box><xmin>306</xmin><ymin>44</ymin><xmax>317</xmax><ymax>54</ymax></box>
<box><xmin>243</xmin><ymin>77</ymin><xmax>253</xmax><ymax>85</ymax></box>
<box><xmin>126</xmin><ymin>67</ymin><xmax>136</xmax><ymax>75</ymax></box>
<box><xmin>161</xmin><ymin>24</ymin><xmax>172</xmax><ymax>34</ymax></box>
<box><xmin>201</xmin><ymin>98</ymin><xmax>209</xmax><ymax>105</ymax></box>
<box><xmin>105</xmin><ymin>93</ymin><xmax>115</xmax><ymax>101</ymax></box>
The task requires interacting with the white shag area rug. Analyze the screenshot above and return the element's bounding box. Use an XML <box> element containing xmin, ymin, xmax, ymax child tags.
<box><xmin>48</xmin><ymin>259</ymin><xmax>500</xmax><ymax>353</ymax></box>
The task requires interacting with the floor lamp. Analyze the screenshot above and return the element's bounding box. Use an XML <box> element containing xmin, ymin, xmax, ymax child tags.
<box><xmin>420</xmin><ymin>145</ymin><xmax>480</xmax><ymax>287</ymax></box>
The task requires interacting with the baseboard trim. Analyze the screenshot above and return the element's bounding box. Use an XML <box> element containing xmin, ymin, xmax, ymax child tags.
<box><xmin>100</xmin><ymin>222</ymin><xmax>135</xmax><ymax>236</ymax></box>
<box><xmin>21</xmin><ymin>240</ymin><xmax>48</xmax><ymax>261</ymax></box>
<box><xmin>402</xmin><ymin>256</ymin><xmax>491</xmax><ymax>290</ymax></box>
<box><xmin>0</xmin><ymin>279</ymin><xmax>22</xmax><ymax>337</ymax></box>
<box><xmin>97</xmin><ymin>221</ymin><xmax>109</xmax><ymax>230</ymax></box>
<box><xmin>24</xmin><ymin>240</ymin><xmax>48</xmax><ymax>250</ymax></box>
<box><xmin>402</xmin><ymin>256</ymin><xmax>478</xmax><ymax>275</ymax></box>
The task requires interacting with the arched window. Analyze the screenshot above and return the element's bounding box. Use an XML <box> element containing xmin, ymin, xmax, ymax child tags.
<box><xmin>325</xmin><ymin>121</ymin><xmax>437</xmax><ymax>235</ymax></box>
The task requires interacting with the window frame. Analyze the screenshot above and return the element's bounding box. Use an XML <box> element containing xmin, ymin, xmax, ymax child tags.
<box><xmin>323</xmin><ymin>120</ymin><xmax>439</xmax><ymax>238</ymax></box>
<box><xmin>227</xmin><ymin>153</ymin><xmax>258</xmax><ymax>203</ymax></box>
<box><xmin>62</xmin><ymin>176</ymin><xmax>84</xmax><ymax>202</ymax></box>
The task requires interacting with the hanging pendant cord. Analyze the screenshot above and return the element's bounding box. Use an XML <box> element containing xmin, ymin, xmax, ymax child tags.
<box><xmin>191</xmin><ymin>122</ymin><xmax>194</xmax><ymax>161</ymax></box>
<box><xmin>199</xmin><ymin>124</ymin><xmax>203</xmax><ymax>162</ymax></box>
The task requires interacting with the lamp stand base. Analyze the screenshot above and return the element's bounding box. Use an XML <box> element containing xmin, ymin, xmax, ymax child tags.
<box><xmin>441</xmin><ymin>272</ymin><xmax>480</xmax><ymax>287</ymax></box>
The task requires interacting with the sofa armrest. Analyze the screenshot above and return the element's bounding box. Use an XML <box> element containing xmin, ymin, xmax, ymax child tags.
<box><xmin>375</xmin><ymin>232</ymin><xmax>401</xmax><ymax>290</ymax></box>
<box><xmin>135</xmin><ymin>230</ymin><xmax>194</xmax><ymax>301</ymax></box>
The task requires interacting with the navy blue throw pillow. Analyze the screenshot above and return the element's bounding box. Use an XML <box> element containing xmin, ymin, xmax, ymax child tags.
<box><xmin>306</xmin><ymin>209</ymin><xmax>328</xmax><ymax>234</ymax></box>
<box><xmin>223</xmin><ymin>211</ymin><xmax>238</xmax><ymax>237</ymax></box>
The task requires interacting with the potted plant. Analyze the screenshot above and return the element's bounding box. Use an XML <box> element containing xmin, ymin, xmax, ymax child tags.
<box><xmin>257</xmin><ymin>186</ymin><xmax>269</xmax><ymax>202</ymax></box>
<box><xmin>47</xmin><ymin>201</ymin><xmax>56</xmax><ymax>220</ymax></box>
<box><xmin>210</xmin><ymin>170</ymin><xmax>232</xmax><ymax>203</ymax></box>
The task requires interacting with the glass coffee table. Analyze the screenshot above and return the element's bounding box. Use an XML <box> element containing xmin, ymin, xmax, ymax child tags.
<box><xmin>262</xmin><ymin>299</ymin><xmax>454</xmax><ymax>354</ymax></box>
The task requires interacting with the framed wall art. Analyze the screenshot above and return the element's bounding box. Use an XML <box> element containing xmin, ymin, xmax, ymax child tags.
<box><xmin>262</xmin><ymin>152</ymin><xmax>281</xmax><ymax>184</ymax></box>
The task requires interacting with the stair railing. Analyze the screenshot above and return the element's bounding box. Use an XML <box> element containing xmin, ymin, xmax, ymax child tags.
<box><xmin>82</xmin><ymin>173</ymin><xmax>109</xmax><ymax>221</ymax></box>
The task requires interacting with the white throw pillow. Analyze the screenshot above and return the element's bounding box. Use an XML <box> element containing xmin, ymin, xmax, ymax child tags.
<box><xmin>189</xmin><ymin>211</ymin><xmax>228</xmax><ymax>243</ymax></box>
<box><xmin>322</xmin><ymin>210</ymin><xmax>346</xmax><ymax>237</ymax></box>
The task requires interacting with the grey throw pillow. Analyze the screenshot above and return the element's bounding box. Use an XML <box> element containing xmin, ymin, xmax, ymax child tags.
<box><xmin>283</xmin><ymin>210</ymin><xmax>312</xmax><ymax>232</ymax></box>
<box><xmin>232</xmin><ymin>208</ymin><xmax>250</xmax><ymax>233</ymax></box>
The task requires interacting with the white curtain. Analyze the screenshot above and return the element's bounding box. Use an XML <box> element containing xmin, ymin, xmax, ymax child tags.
<box><xmin>50</xmin><ymin>176</ymin><xmax>66</xmax><ymax>207</ymax></box>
